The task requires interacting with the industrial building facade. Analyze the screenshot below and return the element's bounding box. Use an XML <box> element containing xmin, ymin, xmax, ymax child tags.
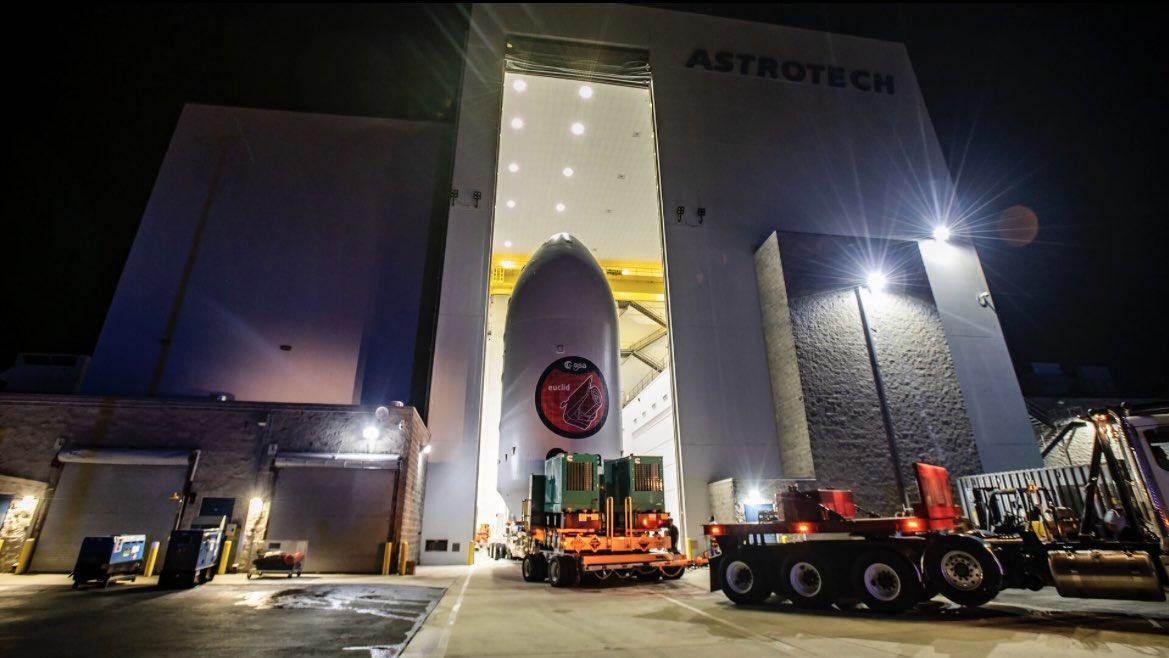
<box><xmin>1</xmin><ymin>3</ymin><xmax>1043</xmax><ymax>570</ymax></box>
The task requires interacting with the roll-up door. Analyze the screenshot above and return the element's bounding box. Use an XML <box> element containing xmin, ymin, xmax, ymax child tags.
<box><xmin>31</xmin><ymin>451</ymin><xmax>191</xmax><ymax>572</ymax></box>
<box><xmin>265</xmin><ymin>465</ymin><xmax>397</xmax><ymax>573</ymax></box>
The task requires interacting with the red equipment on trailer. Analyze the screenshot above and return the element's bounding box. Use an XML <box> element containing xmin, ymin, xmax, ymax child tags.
<box><xmin>705</xmin><ymin>407</ymin><xmax>1169</xmax><ymax>612</ymax></box>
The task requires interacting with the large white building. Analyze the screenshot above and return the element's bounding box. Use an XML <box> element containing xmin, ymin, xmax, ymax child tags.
<box><xmin>67</xmin><ymin>3</ymin><xmax>1041</xmax><ymax>566</ymax></box>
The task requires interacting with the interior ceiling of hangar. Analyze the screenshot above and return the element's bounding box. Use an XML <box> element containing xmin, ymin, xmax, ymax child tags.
<box><xmin>491</xmin><ymin>72</ymin><xmax>669</xmax><ymax>401</ymax></box>
<box><xmin>492</xmin><ymin>73</ymin><xmax>662</xmax><ymax>263</ymax></box>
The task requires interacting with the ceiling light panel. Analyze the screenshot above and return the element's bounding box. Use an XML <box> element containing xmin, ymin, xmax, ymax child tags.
<box><xmin>495</xmin><ymin>73</ymin><xmax>662</xmax><ymax>262</ymax></box>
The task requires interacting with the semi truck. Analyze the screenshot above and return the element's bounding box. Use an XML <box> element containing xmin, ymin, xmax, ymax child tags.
<box><xmin>703</xmin><ymin>403</ymin><xmax>1169</xmax><ymax>611</ymax></box>
<box><xmin>515</xmin><ymin>451</ymin><xmax>690</xmax><ymax>587</ymax></box>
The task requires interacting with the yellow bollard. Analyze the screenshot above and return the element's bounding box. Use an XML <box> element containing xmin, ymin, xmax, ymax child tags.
<box><xmin>686</xmin><ymin>538</ymin><xmax>697</xmax><ymax>561</ymax></box>
<box><xmin>467</xmin><ymin>542</ymin><xmax>474</xmax><ymax>566</ymax></box>
<box><xmin>143</xmin><ymin>541</ymin><xmax>160</xmax><ymax>577</ymax></box>
<box><xmin>380</xmin><ymin>542</ymin><xmax>392</xmax><ymax>576</ymax></box>
<box><xmin>217</xmin><ymin>539</ymin><xmax>232</xmax><ymax>575</ymax></box>
<box><xmin>0</xmin><ymin>538</ymin><xmax>4</xmax><ymax>556</ymax></box>
<box><xmin>14</xmin><ymin>538</ymin><xmax>36</xmax><ymax>575</ymax></box>
<box><xmin>398</xmin><ymin>541</ymin><xmax>409</xmax><ymax>575</ymax></box>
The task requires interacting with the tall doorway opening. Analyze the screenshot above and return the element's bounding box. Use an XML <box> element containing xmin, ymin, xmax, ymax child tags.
<box><xmin>474</xmin><ymin>41</ymin><xmax>681</xmax><ymax>542</ymax></box>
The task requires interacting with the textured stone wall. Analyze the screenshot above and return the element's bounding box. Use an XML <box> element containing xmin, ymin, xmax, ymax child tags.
<box><xmin>769</xmin><ymin>232</ymin><xmax>981</xmax><ymax>514</ymax></box>
<box><xmin>0</xmin><ymin>394</ymin><xmax>428</xmax><ymax>572</ymax></box>
<box><xmin>0</xmin><ymin>474</ymin><xmax>47</xmax><ymax>571</ymax></box>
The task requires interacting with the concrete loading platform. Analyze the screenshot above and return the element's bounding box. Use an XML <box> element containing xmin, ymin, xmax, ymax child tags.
<box><xmin>5</xmin><ymin>560</ymin><xmax>1165</xmax><ymax>656</ymax></box>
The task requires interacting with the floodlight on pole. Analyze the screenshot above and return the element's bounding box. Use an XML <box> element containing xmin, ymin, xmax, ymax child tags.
<box><xmin>866</xmin><ymin>271</ymin><xmax>888</xmax><ymax>292</ymax></box>
<box><xmin>932</xmin><ymin>225</ymin><xmax>952</xmax><ymax>242</ymax></box>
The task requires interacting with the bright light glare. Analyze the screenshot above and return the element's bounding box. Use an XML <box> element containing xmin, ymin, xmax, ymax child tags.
<box><xmin>362</xmin><ymin>425</ymin><xmax>380</xmax><ymax>440</ymax></box>
<box><xmin>503</xmin><ymin>240</ymin><xmax>513</xmax><ymax>247</ymax></box>
<box><xmin>555</xmin><ymin>203</ymin><xmax>566</xmax><ymax>212</ymax></box>
<box><xmin>247</xmin><ymin>497</ymin><xmax>264</xmax><ymax>517</ymax></box>
<box><xmin>562</xmin><ymin>167</ymin><xmax>574</xmax><ymax>177</ymax></box>
<box><xmin>621</xmin><ymin>268</ymin><xmax>631</xmax><ymax>276</ymax></box>
<box><xmin>866</xmin><ymin>271</ymin><xmax>888</xmax><ymax>291</ymax></box>
<box><xmin>512</xmin><ymin>79</ymin><xmax>527</xmax><ymax>92</ymax></box>
<box><xmin>570</xmin><ymin>122</ymin><xmax>585</xmax><ymax>135</ymax></box>
<box><xmin>932</xmin><ymin>225</ymin><xmax>952</xmax><ymax>242</ymax></box>
<box><xmin>507</xmin><ymin>162</ymin><xmax>519</xmax><ymax>173</ymax></box>
<box><xmin>505</xmin><ymin>200</ymin><xmax>515</xmax><ymax>209</ymax></box>
<box><xmin>16</xmin><ymin>495</ymin><xmax>37</xmax><ymax>512</ymax></box>
<box><xmin>500</xmin><ymin>260</ymin><xmax>516</xmax><ymax>269</ymax></box>
<box><xmin>422</xmin><ymin>444</ymin><xmax>433</xmax><ymax>455</ymax></box>
<box><xmin>578</xmin><ymin>85</ymin><xmax>593</xmax><ymax>99</ymax></box>
<box><xmin>510</xmin><ymin>117</ymin><xmax>524</xmax><ymax>129</ymax></box>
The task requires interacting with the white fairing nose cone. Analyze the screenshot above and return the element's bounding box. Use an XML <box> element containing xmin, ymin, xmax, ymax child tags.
<box><xmin>496</xmin><ymin>233</ymin><xmax>621</xmax><ymax>517</ymax></box>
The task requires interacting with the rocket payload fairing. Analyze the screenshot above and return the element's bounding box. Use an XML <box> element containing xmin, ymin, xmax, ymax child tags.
<box><xmin>497</xmin><ymin>233</ymin><xmax>621</xmax><ymax>517</ymax></box>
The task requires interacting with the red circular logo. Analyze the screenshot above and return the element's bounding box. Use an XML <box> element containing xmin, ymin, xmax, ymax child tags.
<box><xmin>535</xmin><ymin>357</ymin><xmax>609</xmax><ymax>439</ymax></box>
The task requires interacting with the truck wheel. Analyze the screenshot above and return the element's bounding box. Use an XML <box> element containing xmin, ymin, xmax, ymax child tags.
<box><xmin>636</xmin><ymin>566</ymin><xmax>661</xmax><ymax>582</ymax></box>
<box><xmin>851</xmin><ymin>548</ymin><xmax>924</xmax><ymax>613</ymax></box>
<box><xmin>548</xmin><ymin>556</ymin><xmax>578</xmax><ymax>588</ymax></box>
<box><xmin>721</xmin><ymin>553</ymin><xmax>772</xmax><ymax>604</ymax></box>
<box><xmin>922</xmin><ymin>536</ymin><xmax>1003</xmax><ymax>607</ymax></box>
<box><xmin>522</xmin><ymin>554</ymin><xmax>547</xmax><ymax>582</ymax></box>
<box><xmin>782</xmin><ymin>552</ymin><xmax>839</xmax><ymax>609</ymax></box>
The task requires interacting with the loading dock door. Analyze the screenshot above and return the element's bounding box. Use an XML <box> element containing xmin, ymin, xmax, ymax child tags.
<box><xmin>31</xmin><ymin>463</ymin><xmax>187</xmax><ymax>572</ymax></box>
<box><xmin>266</xmin><ymin>467</ymin><xmax>397</xmax><ymax>573</ymax></box>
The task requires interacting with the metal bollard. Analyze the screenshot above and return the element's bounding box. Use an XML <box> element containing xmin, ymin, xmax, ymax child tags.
<box><xmin>398</xmin><ymin>541</ymin><xmax>409</xmax><ymax>575</ymax></box>
<box><xmin>217</xmin><ymin>539</ymin><xmax>232</xmax><ymax>575</ymax></box>
<box><xmin>686</xmin><ymin>537</ymin><xmax>697</xmax><ymax>561</ymax></box>
<box><xmin>14</xmin><ymin>538</ymin><xmax>36</xmax><ymax>575</ymax></box>
<box><xmin>380</xmin><ymin>542</ymin><xmax>392</xmax><ymax>576</ymax></box>
<box><xmin>143</xmin><ymin>541</ymin><xmax>160</xmax><ymax>577</ymax></box>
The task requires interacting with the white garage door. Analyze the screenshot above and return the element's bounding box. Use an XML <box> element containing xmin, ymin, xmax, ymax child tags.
<box><xmin>31</xmin><ymin>463</ymin><xmax>187</xmax><ymax>572</ymax></box>
<box><xmin>266</xmin><ymin>467</ymin><xmax>397</xmax><ymax>573</ymax></box>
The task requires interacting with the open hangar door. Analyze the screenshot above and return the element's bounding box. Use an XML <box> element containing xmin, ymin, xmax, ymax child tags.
<box><xmin>266</xmin><ymin>453</ymin><xmax>398</xmax><ymax>573</ymax></box>
<box><xmin>31</xmin><ymin>449</ymin><xmax>193</xmax><ymax>572</ymax></box>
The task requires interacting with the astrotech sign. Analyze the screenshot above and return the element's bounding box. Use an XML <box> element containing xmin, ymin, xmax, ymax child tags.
<box><xmin>685</xmin><ymin>48</ymin><xmax>896</xmax><ymax>95</ymax></box>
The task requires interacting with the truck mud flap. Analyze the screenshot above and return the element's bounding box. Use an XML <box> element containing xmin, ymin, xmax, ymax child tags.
<box><xmin>709</xmin><ymin>554</ymin><xmax>723</xmax><ymax>592</ymax></box>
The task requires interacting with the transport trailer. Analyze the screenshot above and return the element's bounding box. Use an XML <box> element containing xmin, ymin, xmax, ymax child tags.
<box><xmin>519</xmin><ymin>452</ymin><xmax>690</xmax><ymax>587</ymax></box>
<box><xmin>704</xmin><ymin>404</ymin><xmax>1169</xmax><ymax>611</ymax></box>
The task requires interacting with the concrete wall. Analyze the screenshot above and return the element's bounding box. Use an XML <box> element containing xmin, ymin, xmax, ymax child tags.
<box><xmin>0</xmin><ymin>395</ymin><xmax>428</xmax><ymax>570</ymax></box>
<box><xmin>427</xmin><ymin>2</ymin><xmax>1036</xmax><ymax>553</ymax></box>
<box><xmin>773</xmin><ymin>232</ymin><xmax>982</xmax><ymax>513</ymax></box>
<box><xmin>84</xmin><ymin>105</ymin><xmax>450</xmax><ymax>408</ymax></box>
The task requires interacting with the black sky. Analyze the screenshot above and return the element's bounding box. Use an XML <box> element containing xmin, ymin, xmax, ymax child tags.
<box><xmin>3</xmin><ymin>4</ymin><xmax>1167</xmax><ymax>394</ymax></box>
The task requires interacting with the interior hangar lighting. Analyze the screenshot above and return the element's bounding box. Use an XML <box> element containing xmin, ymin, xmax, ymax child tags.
<box><xmin>505</xmin><ymin>200</ymin><xmax>515</xmax><ymax>209</ymax></box>
<box><xmin>866</xmin><ymin>271</ymin><xmax>888</xmax><ymax>292</ymax></box>
<box><xmin>512</xmin><ymin>79</ymin><xmax>527</xmax><ymax>92</ymax></box>
<box><xmin>504</xmin><ymin>240</ymin><xmax>513</xmax><ymax>247</ymax></box>
<box><xmin>555</xmin><ymin>203</ymin><xmax>566</xmax><ymax>213</ymax></box>
<box><xmin>507</xmin><ymin>162</ymin><xmax>519</xmax><ymax>173</ymax></box>
<box><xmin>932</xmin><ymin>225</ymin><xmax>952</xmax><ymax>242</ymax></box>
<box><xmin>578</xmin><ymin>85</ymin><xmax>593</xmax><ymax>99</ymax></box>
<box><xmin>562</xmin><ymin>167</ymin><xmax>574</xmax><ymax>177</ymax></box>
<box><xmin>570</xmin><ymin>122</ymin><xmax>585</xmax><ymax>135</ymax></box>
<box><xmin>510</xmin><ymin>117</ymin><xmax>524</xmax><ymax>130</ymax></box>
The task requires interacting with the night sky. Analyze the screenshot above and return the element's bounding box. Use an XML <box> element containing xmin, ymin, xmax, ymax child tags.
<box><xmin>4</xmin><ymin>4</ymin><xmax>1167</xmax><ymax>395</ymax></box>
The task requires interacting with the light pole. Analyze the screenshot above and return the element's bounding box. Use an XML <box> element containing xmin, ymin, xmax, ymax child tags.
<box><xmin>855</xmin><ymin>279</ymin><xmax>909</xmax><ymax>510</ymax></box>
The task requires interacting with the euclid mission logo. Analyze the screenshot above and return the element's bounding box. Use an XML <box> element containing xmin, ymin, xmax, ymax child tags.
<box><xmin>535</xmin><ymin>357</ymin><xmax>609</xmax><ymax>439</ymax></box>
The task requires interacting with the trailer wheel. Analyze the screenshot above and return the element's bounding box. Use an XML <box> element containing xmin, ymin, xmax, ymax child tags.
<box><xmin>922</xmin><ymin>536</ymin><xmax>1002</xmax><ymax>607</ymax></box>
<box><xmin>548</xmin><ymin>556</ymin><xmax>579</xmax><ymax>588</ymax></box>
<box><xmin>660</xmin><ymin>565</ymin><xmax>685</xmax><ymax>580</ymax></box>
<box><xmin>522</xmin><ymin>554</ymin><xmax>547</xmax><ymax>582</ymax></box>
<box><xmin>851</xmin><ymin>548</ymin><xmax>924</xmax><ymax>613</ymax></box>
<box><xmin>636</xmin><ymin>566</ymin><xmax>662</xmax><ymax>582</ymax></box>
<box><xmin>782</xmin><ymin>552</ymin><xmax>839</xmax><ymax>609</ymax></box>
<box><xmin>721</xmin><ymin>553</ymin><xmax>772</xmax><ymax>604</ymax></box>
